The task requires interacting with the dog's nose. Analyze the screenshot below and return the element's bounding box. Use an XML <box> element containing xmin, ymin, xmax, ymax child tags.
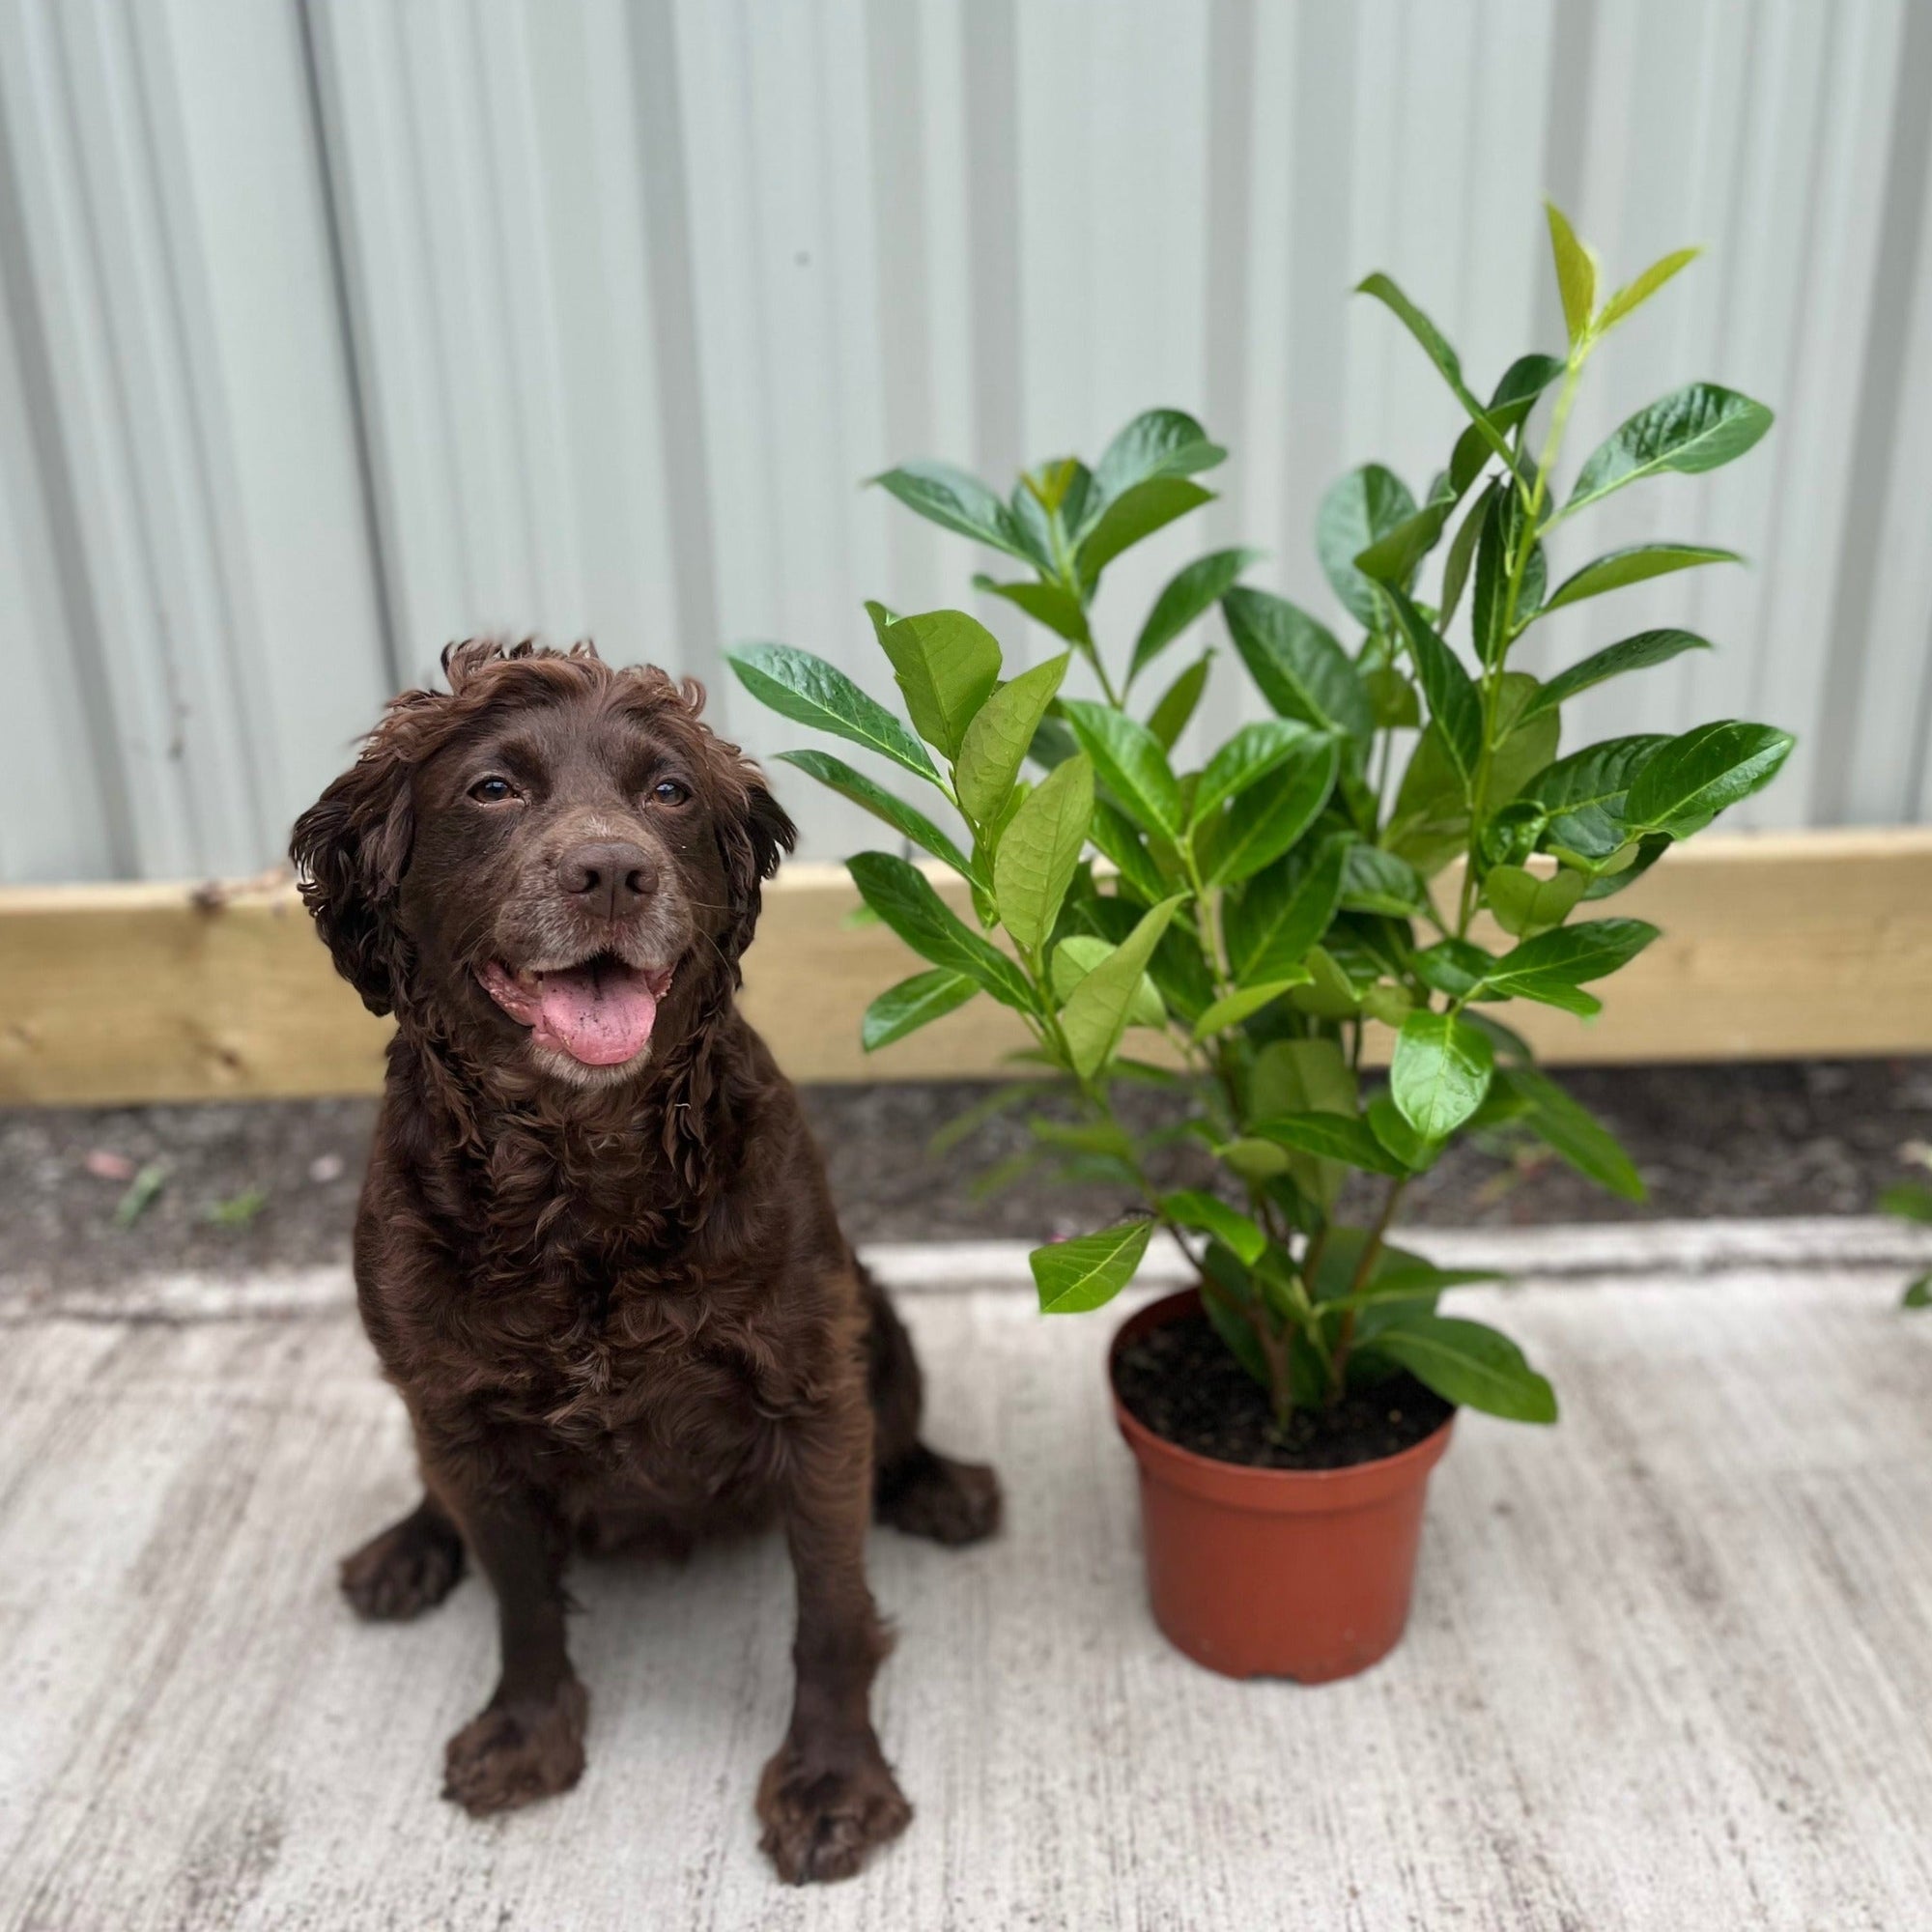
<box><xmin>556</xmin><ymin>839</ymin><xmax>657</xmax><ymax>919</ymax></box>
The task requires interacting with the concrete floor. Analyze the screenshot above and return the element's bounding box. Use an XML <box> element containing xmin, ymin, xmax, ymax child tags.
<box><xmin>2</xmin><ymin>1222</ymin><xmax>1930</xmax><ymax>1931</ymax></box>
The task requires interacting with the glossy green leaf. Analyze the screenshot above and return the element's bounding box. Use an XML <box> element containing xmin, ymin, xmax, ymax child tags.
<box><xmin>1050</xmin><ymin>935</ymin><xmax>1163</xmax><ymax>1029</ymax></box>
<box><xmin>1488</xmin><ymin>672</ymin><xmax>1562</xmax><ymax>809</ymax></box>
<box><xmin>1318</xmin><ymin>465</ymin><xmax>1418</xmax><ymax>625</ymax></box>
<box><xmin>1193</xmin><ymin>718</ymin><xmax>1322</xmax><ymax>823</ymax></box>
<box><xmin>1058</xmin><ymin>896</ymin><xmax>1184</xmax><ymax>1077</ymax></box>
<box><xmin>1545</xmin><ymin>200</ymin><xmax>1597</xmax><ymax>346</ymax></box>
<box><xmin>1131</xmin><ymin>548</ymin><xmax>1261</xmax><ymax>683</ymax></box>
<box><xmin>1438</xmin><ymin>482</ymin><xmax>1491</xmax><ymax>627</ymax></box>
<box><xmin>972</xmin><ymin>574</ymin><xmax>1091</xmax><ymax>646</ymax></box>
<box><xmin>1146</xmin><ymin>651</ymin><xmax>1212</xmax><ymax>750</ymax></box>
<box><xmin>993</xmin><ymin>753</ymin><xmax>1094</xmax><ymax>952</ymax></box>
<box><xmin>1082</xmin><ymin>409</ymin><xmax>1226</xmax><ymax>537</ymax></box>
<box><xmin>1160</xmin><ymin>1191</ymin><xmax>1266</xmax><ymax>1266</ymax></box>
<box><xmin>1031</xmin><ymin>1217</ymin><xmax>1155</xmax><ymax>1313</ymax></box>
<box><xmin>1059</xmin><ymin>698</ymin><xmax>1185</xmax><ymax>839</ymax></box>
<box><xmin>1470</xmin><ymin>487</ymin><xmax>1546</xmax><ymax>666</ymax></box>
<box><xmin>1545</xmin><ymin>543</ymin><xmax>1741</xmax><ymax>612</ymax></box>
<box><xmin>1385</xmin><ymin>588</ymin><xmax>1482</xmax><ymax>783</ymax></box>
<box><xmin>1367</xmin><ymin>1092</ymin><xmax>1443</xmax><ymax>1172</ymax></box>
<box><xmin>1385</xmin><ymin>724</ymin><xmax>1472</xmax><ymax>877</ymax></box>
<box><xmin>847</xmin><ymin>851</ymin><xmax>1037</xmax><ymax>1012</ymax></box>
<box><xmin>871</xmin><ymin>462</ymin><xmax>1034</xmax><ymax>561</ymax></box>
<box><xmin>954</xmin><ymin>654</ymin><xmax>1071</xmax><ymax>824</ymax></box>
<box><xmin>1369</xmin><ymin>1313</ymin><xmax>1557</xmax><ymax>1422</ymax></box>
<box><xmin>1412</xmin><ymin>937</ymin><xmax>1495</xmax><ymax>1000</ymax></box>
<box><xmin>1501</xmin><ymin>1065</ymin><xmax>1645</xmax><ymax>1201</ymax></box>
<box><xmin>1340</xmin><ymin>842</ymin><xmax>1428</xmax><ymax>918</ymax></box>
<box><xmin>726</xmin><ymin>644</ymin><xmax>938</xmax><ymax>784</ymax></box>
<box><xmin>1076</xmin><ymin>476</ymin><xmax>1215</xmax><ymax>583</ymax></box>
<box><xmin>1222</xmin><ymin>585</ymin><xmax>1374</xmax><ymax>744</ymax></box>
<box><xmin>1522</xmin><ymin>629</ymin><xmax>1710</xmax><ymax>718</ymax></box>
<box><xmin>861</xmin><ymin>969</ymin><xmax>979</xmax><ymax>1051</ymax></box>
<box><xmin>1227</xmin><ymin>834</ymin><xmax>1350</xmax><ymax>983</ymax></box>
<box><xmin>878</xmin><ymin>610</ymin><xmax>1003</xmax><ymax>757</ymax></box>
<box><xmin>1564</xmin><ymin>384</ymin><xmax>1774</xmax><ymax>520</ymax></box>
<box><xmin>1597</xmin><ymin>246</ymin><xmax>1701</xmax><ymax>331</ymax></box>
<box><xmin>774</xmin><ymin>750</ymin><xmax>976</xmax><ymax>879</ymax></box>
<box><xmin>1484</xmin><ymin>862</ymin><xmax>1585</xmax><ymax>937</ymax></box>
<box><xmin>1623</xmin><ymin>721</ymin><xmax>1796</xmax><ymax>838</ymax></box>
<box><xmin>1449</xmin><ymin>355</ymin><xmax>1566</xmax><ymax>493</ymax></box>
<box><xmin>1250</xmin><ymin>1109</ymin><xmax>1407</xmax><ymax>1177</ymax></box>
<box><xmin>1202</xmin><ymin>734</ymin><xmax>1341</xmax><ymax>885</ymax></box>
<box><xmin>1192</xmin><ymin>978</ymin><xmax>1309</xmax><ymax>1038</ymax></box>
<box><xmin>1086</xmin><ymin>797</ymin><xmax>1168</xmax><ymax>904</ymax></box>
<box><xmin>1354</xmin><ymin>272</ymin><xmax>1514</xmax><ymax>466</ymax></box>
<box><xmin>1391</xmin><ymin>1010</ymin><xmax>1493</xmax><ymax>1140</ymax></box>
<box><xmin>1523</xmin><ymin>735</ymin><xmax>1670</xmax><ymax>860</ymax></box>
<box><xmin>1355</xmin><ymin>497</ymin><xmax>1458</xmax><ymax>593</ymax></box>
<box><xmin>1478</xmin><ymin>918</ymin><xmax>1660</xmax><ymax>1014</ymax></box>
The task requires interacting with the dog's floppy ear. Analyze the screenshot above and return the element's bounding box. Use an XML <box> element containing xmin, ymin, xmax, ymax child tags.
<box><xmin>718</xmin><ymin>771</ymin><xmax>797</xmax><ymax>968</ymax></box>
<box><xmin>290</xmin><ymin>732</ymin><xmax>416</xmax><ymax>1016</ymax></box>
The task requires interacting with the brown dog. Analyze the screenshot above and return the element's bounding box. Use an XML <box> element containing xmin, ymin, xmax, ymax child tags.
<box><xmin>292</xmin><ymin>639</ymin><xmax>999</xmax><ymax>1883</ymax></box>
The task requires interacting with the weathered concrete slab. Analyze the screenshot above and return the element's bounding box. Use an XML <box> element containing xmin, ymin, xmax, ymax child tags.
<box><xmin>1</xmin><ymin>1234</ymin><xmax>1929</xmax><ymax>1930</ymax></box>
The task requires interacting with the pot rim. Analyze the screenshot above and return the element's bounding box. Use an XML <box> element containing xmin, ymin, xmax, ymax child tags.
<box><xmin>1109</xmin><ymin>1285</ymin><xmax>1456</xmax><ymax>1514</ymax></box>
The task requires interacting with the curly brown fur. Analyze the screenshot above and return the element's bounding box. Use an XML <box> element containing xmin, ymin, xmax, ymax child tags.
<box><xmin>294</xmin><ymin>639</ymin><xmax>999</xmax><ymax>1882</ymax></box>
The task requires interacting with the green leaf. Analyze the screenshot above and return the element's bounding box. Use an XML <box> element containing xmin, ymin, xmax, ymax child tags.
<box><xmin>1131</xmin><ymin>548</ymin><xmax>1261</xmax><ymax>684</ymax></box>
<box><xmin>1227</xmin><ymin>833</ymin><xmax>1349</xmax><ymax>983</ymax></box>
<box><xmin>1160</xmin><ymin>1191</ymin><xmax>1266</xmax><ymax>1266</ymax></box>
<box><xmin>1250</xmin><ymin>1109</ymin><xmax>1408</xmax><ymax>1177</ymax></box>
<box><xmin>1522</xmin><ymin>629</ymin><xmax>1710</xmax><ymax>718</ymax></box>
<box><xmin>1524</xmin><ymin>735</ymin><xmax>1671</xmax><ymax>860</ymax></box>
<box><xmin>1058</xmin><ymin>896</ymin><xmax>1184</xmax><ymax>1077</ymax></box>
<box><xmin>1449</xmin><ymin>355</ymin><xmax>1566</xmax><ymax>492</ymax></box>
<box><xmin>1317</xmin><ymin>465</ymin><xmax>1417</xmax><ymax>625</ymax></box>
<box><xmin>878</xmin><ymin>610</ymin><xmax>1003</xmax><ymax>758</ymax></box>
<box><xmin>973</xmin><ymin>575</ymin><xmax>1092</xmax><ymax>647</ymax></box>
<box><xmin>1545</xmin><ymin>544</ymin><xmax>1741</xmax><ymax>612</ymax></box>
<box><xmin>1391</xmin><ymin>1010</ymin><xmax>1493</xmax><ymax>1140</ymax></box>
<box><xmin>1368</xmin><ymin>1313</ymin><xmax>1557</xmax><ymax>1422</ymax></box>
<box><xmin>1249</xmin><ymin>1036</ymin><xmax>1356</xmax><ymax>1208</ymax></box>
<box><xmin>1086</xmin><ymin>797</ymin><xmax>1169</xmax><ymax>904</ymax></box>
<box><xmin>1076</xmin><ymin>476</ymin><xmax>1215</xmax><ymax>584</ymax></box>
<box><xmin>1060</xmin><ymin>698</ymin><xmax>1184</xmax><ymax>838</ymax></box>
<box><xmin>1083</xmin><ymin>409</ymin><xmax>1227</xmax><ymax>535</ymax></box>
<box><xmin>1488</xmin><ymin>672</ymin><xmax>1561</xmax><ymax>809</ymax></box>
<box><xmin>1202</xmin><ymin>734</ymin><xmax>1341</xmax><ymax>885</ymax></box>
<box><xmin>954</xmin><ymin>654</ymin><xmax>1071</xmax><ymax>824</ymax></box>
<box><xmin>726</xmin><ymin>644</ymin><xmax>939</xmax><ymax>785</ymax></box>
<box><xmin>1193</xmin><ymin>718</ymin><xmax>1321</xmax><ymax>824</ymax></box>
<box><xmin>1222</xmin><ymin>585</ymin><xmax>1374</xmax><ymax>744</ymax></box>
<box><xmin>1050</xmin><ymin>935</ymin><xmax>1164</xmax><ymax>1029</ymax></box>
<box><xmin>1501</xmin><ymin>1065</ymin><xmax>1645</xmax><ymax>1202</ymax></box>
<box><xmin>1031</xmin><ymin>1217</ymin><xmax>1156</xmax><ymax>1313</ymax></box>
<box><xmin>1321</xmin><ymin>1259</ymin><xmax>1502</xmax><ymax>1314</ymax></box>
<box><xmin>1438</xmin><ymin>482</ymin><xmax>1491</xmax><ymax>627</ymax></box>
<box><xmin>871</xmin><ymin>461</ymin><xmax>1035</xmax><ymax>561</ymax></box>
<box><xmin>861</xmin><ymin>969</ymin><xmax>979</xmax><ymax>1051</ymax></box>
<box><xmin>1470</xmin><ymin>488</ymin><xmax>1546</xmax><ymax>666</ymax></box>
<box><xmin>1340</xmin><ymin>842</ymin><xmax>1428</xmax><ymax>918</ymax></box>
<box><xmin>1385</xmin><ymin>588</ymin><xmax>1481</xmax><ymax>784</ymax></box>
<box><xmin>1386</xmin><ymin>724</ymin><xmax>1472</xmax><ymax>877</ymax></box>
<box><xmin>1880</xmin><ymin>1182</ymin><xmax>1932</xmax><ymax>1225</ymax></box>
<box><xmin>774</xmin><ymin>750</ymin><xmax>976</xmax><ymax>880</ymax></box>
<box><xmin>1479</xmin><ymin>917</ymin><xmax>1660</xmax><ymax>1013</ymax></box>
<box><xmin>1367</xmin><ymin>1092</ymin><xmax>1443</xmax><ymax>1172</ymax></box>
<box><xmin>1192</xmin><ymin>978</ymin><xmax>1309</xmax><ymax>1038</ymax></box>
<box><xmin>847</xmin><ymin>850</ymin><xmax>1037</xmax><ymax>1012</ymax></box>
<box><xmin>1904</xmin><ymin>1274</ymin><xmax>1932</xmax><ymax>1310</ymax></box>
<box><xmin>1214</xmin><ymin>1137</ymin><xmax>1293</xmax><ymax>1182</ymax></box>
<box><xmin>1485</xmin><ymin>863</ymin><xmax>1585</xmax><ymax>938</ymax></box>
<box><xmin>1412</xmin><ymin>937</ymin><xmax>1495</xmax><ymax>1000</ymax></box>
<box><xmin>1597</xmin><ymin>246</ymin><xmax>1701</xmax><ymax>331</ymax></box>
<box><xmin>1545</xmin><ymin>200</ymin><xmax>1597</xmax><ymax>346</ymax></box>
<box><xmin>1146</xmin><ymin>652</ymin><xmax>1212</xmax><ymax>751</ymax></box>
<box><xmin>1564</xmin><ymin>384</ymin><xmax>1775</xmax><ymax>521</ymax></box>
<box><xmin>1623</xmin><ymin>721</ymin><xmax>1796</xmax><ymax>838</ymax></box>
<box><xmin>1354</xmin><ymin>272</ymin><xmax>1514</xmax><ymax>466</ymax></box>
<box><xmin>993</xmin><ymin>753</ymin><xmax>1094</xmax><ymax>952</ymax></box>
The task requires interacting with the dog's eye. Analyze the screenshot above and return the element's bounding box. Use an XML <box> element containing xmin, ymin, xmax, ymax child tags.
<box><xmin>651</xmin><ymin>779</ymin><xmax>691</xmax><ymax>806</ymax></box>
<box><xmin>469</xmin><ymin>776</ymin><xmax>517</xmax><ymax>804</ymax></box>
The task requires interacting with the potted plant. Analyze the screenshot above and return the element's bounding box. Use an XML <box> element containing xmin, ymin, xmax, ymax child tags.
<box><xmin>729</xmin><ymin>205</ymin><xmax>1791</xmax><ymax>1680</ymax></box>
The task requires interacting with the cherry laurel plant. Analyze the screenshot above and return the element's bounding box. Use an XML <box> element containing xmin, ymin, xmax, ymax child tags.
<box><xmin>728</xmin><ymin>206</ymin><xmax>1793</xmax><ymax>1430</ymax></box>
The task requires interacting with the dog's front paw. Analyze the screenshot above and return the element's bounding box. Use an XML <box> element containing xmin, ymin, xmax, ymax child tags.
<box><xmin>441</xmin><ymin>1678</ymin><xmax>588</xmax><ymax>1815</ymax></box>
<box><xmin>756</xmin><ymin>1731</ymin><xmax>912</xmax><ymax>1884</ymax></box>
<box><xmin>340</xmin><ymin>1506</ymin><xmax>466</xmax><ymax>1621</ymax></box>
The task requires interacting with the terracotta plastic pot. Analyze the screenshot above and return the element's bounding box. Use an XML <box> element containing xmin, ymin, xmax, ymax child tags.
<box><xmin>1110</xmin><ymin>1288</ymin><xmax>1455</xmax><ymax>1682</ymax></box>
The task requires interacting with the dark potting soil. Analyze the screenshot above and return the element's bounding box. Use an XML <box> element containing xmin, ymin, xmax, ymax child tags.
<box><xmin>1113</xmin><ymin>1310</ymin><xmax>1454</xmax><ymax>1472</ymax></box>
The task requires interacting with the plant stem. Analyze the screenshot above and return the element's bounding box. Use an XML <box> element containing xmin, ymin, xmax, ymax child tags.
<box><xmin>1327</xmin><ymin>1173</ymin><xmax>1409</xmax><ymax>1398</ymax></box>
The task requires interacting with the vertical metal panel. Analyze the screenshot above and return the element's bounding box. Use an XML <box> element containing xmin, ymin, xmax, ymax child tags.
<box><xmin>2</xmin><ymin>0</ymin><xmax>1929</xmax><ymax>882</ymax></box>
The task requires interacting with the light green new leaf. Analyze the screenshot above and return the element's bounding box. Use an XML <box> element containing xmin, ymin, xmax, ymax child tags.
<box><xmin>1545</xmin><ymin>543</ymin><xmax>1741</xmax><ymax>612</ymax></box>
<box><xmin>1385</xmin><ymin>588</ymin><xmax>1482</xmax><ymax>784</ymax></box>
<box><xmin>1058</xmin><ymin>896</ymin><xmax>1185</xmax><ymax>1077</ymax></box>
<box><xmin>871</xmin><ymin>462</ymin><xmax>1034</xmax><ymax>562</ymax></box>
<box><xmin>972</xmin><ymin>574</ymin><xmax>1091</xmax><ymax>647</ymax></box>
<box><xmin>1146</xmin><ymin>651</ymin><xmax>1212</xmax><ymax>750</ymax></box>
<box><xmin>774</xmin><ymin>750</ymin><xmax>976</xmax><ymax>880</ymax></box>
<box><xmin>1191</xmin><ymin>978</ymin><xmax>1309</xmax><ymax>1038</ymax></box>
<box><xmin>1317</xmin><ymin>465</ymin><xmax>1418</xmax><ymax>626</ymax></box>
<box><xmin>1366</xmin><ymin>1092</ymin><xmax>1443</xmax><ymax>1173</ymax></box>
<box><xmin>1159</xmin><ymin>1190</ymin><xmax>1266</xmax><ymax>1266</ymax></box>
<box><xmin>1354</xmin><ymin>272</ymin><xmax>1515</xmax><ymax>466</ymax></box>
<box><xmin>726</xmin><ymin>644</ymin><xmax>938</xmax><ymax>785</ymax></box>
<box><xmin>861</xmin><ymin>970</ymin><xmax>979</xmax><ymax>1051</ymax></box>
<box><xmin>1597</xmin><ymin>245</ymin><xmax>1701</xmax><ymax>331</ymax></box>
<box><xmin>1563</xmin><ymin>384</ymin><xmax>1774</xmax><ymax>521</ymax></box>
<box><xmin>1031</xmin><ymin>1217</ymin><xmax>1155</xmax><ymax>1313</ymax></box>
<box><xmin>1250</xmin><ymin>1109</ymin><xmax>1408</xmax><ymax>1177</ymax></box>
<box><xmin>1051</xmin><ymin>934</ymin><xmax>1164</xmax><ymax>1029</ymax></box>
<box><xmin>993</xmin><ymin>753</ymin><xmax>1094</xmax><ymax>952</ymax></box>
<box><xmin>846</xmin><ymin>851</ymin><xmax>1037</xmax><ymax>1013</ymax></box>
<box><xmin>1076</xmin><ymin>477</ymin><xmax>1215</xmax><ymax>584</ymax></box>
<box><xmin>1623</xmin><ymin>721</ymin><xmax>1796</xmax><ymax>838</ymax></box>
<box><xmin>1545</xmin><ymin>200</ymin><xmax>1597</xmax><ymax>346</ymax></box>
<box><xmin>954</xmin><ymin>654</ymin><xmax>1071</xmax><ymax>824</ymax></box>
<box><xmin>1522</xmin><ymin>629</ymin><xmax>1710</xmax><ymax>718</ymax></box>
<box><xmin>1202</xmin><ymin>733</ymin><xmax>1341</xmax><ymax>885</ymax></box>
<box><xmin>1226</xmin><ymin>834</ymin><xmax>1350</xmax><ymax>983</ymax></box>
<box><xmin>1131</xmin><ymin>547</ymin><xmax>1261</xmax><ymax>684</ymax></box>
<box><xmin>1501</xmin><ymin>1065</ymin><xmax>1645</xmax><ymax>1201</ymax></box>
<box><xmin>1391</xmin><ymin>1010</ymin><xmax>1494</xmax><ymax>1141</ymax></box>
<box><xmin>1193</xmin><ymin>718</ymin><xmax>1321</xmax><ymax>824</ymax></box>
<box><xmin>1484</xmin><ymin>862</ymin><xmax>1585</xmax><ymax>937</ymax></box>
<box><xmin>1060</xmin><ymin>697</ymin><xmax>1185</xmax><ymax>838</ymax></box>
<box><xmin>1369</xmin><ymin>1313</ymin><xmax>1557</xmax><ymax>1422</ymax></box>
<box><xmin>878</xmin><ymin>610</ymin><xmax>1003</xmax><ymax>757</ymax></box>
<box><xmin>1221</xmin><ymin>585</ymin><xmax>1374</xmax><ymax>744</ymax></box>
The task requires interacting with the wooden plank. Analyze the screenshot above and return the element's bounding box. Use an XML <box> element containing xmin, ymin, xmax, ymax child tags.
<box><xmin>2</xmin><ymin>1250</ymin><xmax>1930</xmax><ymax>1928</ymax></box>
<box><xmin>3</xmin><ymin>828</ymin><xmax>1931</xmax><ymax>1105</ymax></box>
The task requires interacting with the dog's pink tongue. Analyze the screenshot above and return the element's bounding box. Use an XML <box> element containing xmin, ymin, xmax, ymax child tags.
<box><xmin>534</xmin><ymin>962</ymin><xmax>659</xmax><ymax>1065</ymax></box>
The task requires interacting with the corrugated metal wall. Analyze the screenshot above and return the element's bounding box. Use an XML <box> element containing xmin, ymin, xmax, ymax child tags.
<box><xmin>3</xmin><ymin>0</ymin><xmax>1929</xmax><ymax>884</ymax></box>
